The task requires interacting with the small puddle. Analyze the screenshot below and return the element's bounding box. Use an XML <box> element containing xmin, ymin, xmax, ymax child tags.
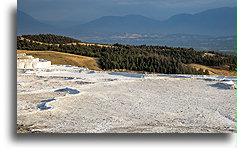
<box><xmin>64</xmin><ymin>77</ymin><xmax>76</xmax><ymax>80</ymax></box>
<box><xmin>37</xmin><ymin>88</ymin><xmax>80</xmax><ymax>111</ymax></box>
<box><xmin>37</xmin><ymin>98</ymin><xmax>56</xmax><ymax>111</ymax></box>
<box><xmin>37</xmin><ymin>103</ymin><xmax>52</xmax><ymax>111</ymax></box>
<box><xmin>41</xmin><ymin>98</ymin><xmax>56</xmax><ymax>103</ymax></box>
<box><xmin>54</xmin><ymin>87</ymin><xmax>80</xmax><ymax>94</ymax></box>
<box><xmin>76</xmin><ymin>81</ymin><xmax>95</xmax><ymax>85</ymax></box>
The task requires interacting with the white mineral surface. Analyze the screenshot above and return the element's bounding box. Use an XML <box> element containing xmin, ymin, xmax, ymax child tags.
<box><xmin>17</xmin><ymin>65</ymin><xmax>236</xmax><ymax>133</ymax></box>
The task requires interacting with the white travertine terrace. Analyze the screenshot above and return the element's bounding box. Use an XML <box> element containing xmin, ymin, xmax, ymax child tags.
<box><xmin>17</xmin><ymin>52</ymin><xmax>51</xmax><ymax>69</ymax></box>
<box><xmin>17</xmin><ymin>53</ymin><xmax>236</xmax><ymax>133</ymax></box>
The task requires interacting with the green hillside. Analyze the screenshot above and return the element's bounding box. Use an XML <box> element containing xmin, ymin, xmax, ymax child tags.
<box><xmin>21</xmin><ymin>34</ymin><xmax>81</xmax><ymax>44</ymax></box>
<box><xmin>17</xmin><ymin>34</ymin><xmax>236</xmax><ymax>75</ymax></box>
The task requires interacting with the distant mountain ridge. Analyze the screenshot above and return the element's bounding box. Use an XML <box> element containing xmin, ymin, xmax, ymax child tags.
<box><xmin>71</xmin><ymin>7</ymin><xmax>235</xmax><ymax>36</ymax></box>
<box><xmin>75</xmin><ymin>14</ymin><xmax>158</xmax><ymax>33</ymax></box>
<box><xmin>161</xmin><ymin>7</ymin><xmax>235</xmax><ymax>35</ymax></box>
<box><xmin>17</xmin><ymin>7</ymin><xmax>235</xmax><ymax>36</ymax></box>
<box><xmin>17</xmin><ymin>10</ymin><xmax>56</xmax><ymax>34</ymax></box>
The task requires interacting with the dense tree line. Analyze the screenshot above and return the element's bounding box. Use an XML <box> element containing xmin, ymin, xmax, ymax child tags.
<box><xmin>21</xmin><ymin>34</ymin><xmax>81</xmax><ymax>44</ymax></box>
<box><xmin>17</xmin><ymin>34</ymin><xmax>236</xmax><ymax>74</ymax></box>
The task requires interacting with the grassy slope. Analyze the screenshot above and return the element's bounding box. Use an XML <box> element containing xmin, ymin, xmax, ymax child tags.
<box><xmin>17</xmin><ymin>51</ymin><xmax>235</xmax><ymax>76</ymax></box>
<box><xmin>17</xmin><ymin>50</ymin><xmax>101</xmax><ymax>71</ymax></box>
<box><xmin>188</xmin><ymin>64</ymin><xmax>235</xmax><ymax>76</ymax></box>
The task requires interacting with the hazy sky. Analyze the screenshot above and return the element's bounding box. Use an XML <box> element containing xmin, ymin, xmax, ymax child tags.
<box><xmin>18</xmin><ymin>0</ymin><xmax>235</xmax><ymax>23</ymax></box>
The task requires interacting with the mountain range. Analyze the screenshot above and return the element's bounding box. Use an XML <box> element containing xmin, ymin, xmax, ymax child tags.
<box><xmin>17</xmin><ymin>10</ymin><xmax>56</xmax><ymax>34</ymax></box>
<box><xmin>17</xmin><ymin>7</ymin><xmax>235</xmax><ymax>36</ymax></box>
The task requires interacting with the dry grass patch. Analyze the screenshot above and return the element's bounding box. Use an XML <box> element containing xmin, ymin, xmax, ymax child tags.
<box><xmin>188</xmin><ymin>64</ymin><xmax>235</xmax><ymax>76</ymax></box>
<box><xmin>17</xmin><ymin>50</ymin><xmax>101</xmax><ymax>71</ymax></box>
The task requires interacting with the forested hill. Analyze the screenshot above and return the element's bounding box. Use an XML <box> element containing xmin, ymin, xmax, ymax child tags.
<box><xmin>21</xmin><ymin>34</ymin><xmax>81</xmax><ymax>44</ymax></box>
<box><xmin>17</xmin><ymin>34</ymin><xmax>236</xmax><ymax>75</ymax></box>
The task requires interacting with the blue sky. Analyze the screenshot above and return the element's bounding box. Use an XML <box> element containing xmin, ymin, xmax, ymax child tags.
<box><xmin>18</xmin><ymin>0</ymin><xmax>235</xmax><ymax>23</ymax></box>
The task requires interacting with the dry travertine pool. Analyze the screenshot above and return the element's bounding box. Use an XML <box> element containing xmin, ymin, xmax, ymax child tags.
<box><xmin>17</xmin><ymin>71</ymin><xmax>236</xmax><ymax>133</ymax></box>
